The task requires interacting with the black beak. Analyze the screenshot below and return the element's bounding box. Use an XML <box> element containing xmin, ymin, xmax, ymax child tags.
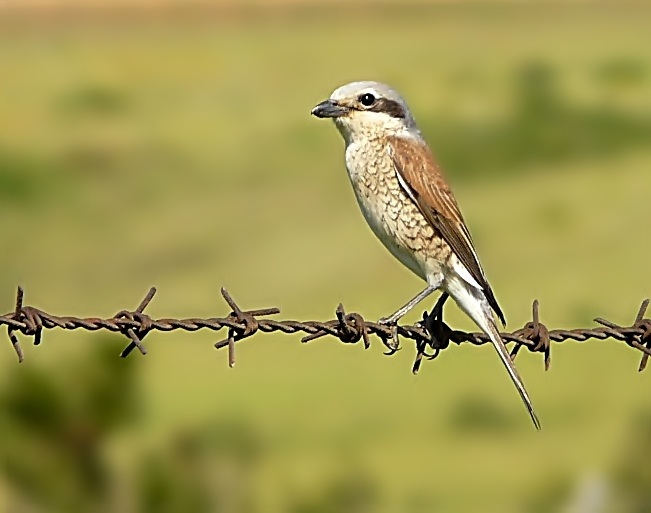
<box><xmin>311</xmin><ymin>99</ymin><xmax>349</xmax><ymax>118</ymax></box>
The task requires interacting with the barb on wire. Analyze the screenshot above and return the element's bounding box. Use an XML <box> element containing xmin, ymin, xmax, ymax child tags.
<box><xmin>1</xmin><ymin>286</ymin><xmax>650</xmax><ymax>374</ymax></box>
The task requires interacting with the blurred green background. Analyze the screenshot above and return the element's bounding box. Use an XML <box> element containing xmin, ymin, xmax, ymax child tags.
<box><xmin>0</xmin><ymin>1</ymin><xmax>650</xmax><ymax>512</ymax></box>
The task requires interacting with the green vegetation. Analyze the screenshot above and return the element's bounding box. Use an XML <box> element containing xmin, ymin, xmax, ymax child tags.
<box><xmin>0</xmin><ymin>3</ymin><xmax>649</xmax><ymax>512</ymax></box>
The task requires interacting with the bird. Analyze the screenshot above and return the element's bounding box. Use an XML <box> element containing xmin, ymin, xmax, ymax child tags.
<box><xmin>311</xmin><ymin>81</ymin><xmax>540</xmax><ymax>430</ymax></box>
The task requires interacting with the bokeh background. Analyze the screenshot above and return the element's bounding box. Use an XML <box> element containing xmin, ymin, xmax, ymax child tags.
<box><xmin>1</xmin><ymin>1</ymin><xmax>650</xmax><ymax>512</ymax></box>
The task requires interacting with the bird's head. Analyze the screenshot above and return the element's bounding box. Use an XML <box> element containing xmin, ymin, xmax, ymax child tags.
<box><xmin>311</xmin><ymin>81</ymin><xmax>419</xmax><ymax>142</ymax></box>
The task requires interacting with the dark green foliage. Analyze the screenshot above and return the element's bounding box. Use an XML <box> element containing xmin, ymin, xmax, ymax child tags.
<box><xmin>421</xmin><ymin>61</ymin><xmax>651</xmax><ymax>179</ymax></box>
<box><xmin>0</xmin><ymin>339</ymin><xmax>138</xmax><ymax>513</ymax></box>
<box><xmin>56</xmin><ymin>85</ymin><xmax>131</xmax><ymax>118</ymax></box>
<box><xmin>0</xmin><ymin>149</ymin><xmax>58</xmax><ymax>203</ymax></box>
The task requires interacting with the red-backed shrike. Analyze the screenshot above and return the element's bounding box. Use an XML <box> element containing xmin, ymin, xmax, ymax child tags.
<box><xmin>312</xmin><ymin>81</ymin><xmax>540</xmax><ymax>429</ymax></box>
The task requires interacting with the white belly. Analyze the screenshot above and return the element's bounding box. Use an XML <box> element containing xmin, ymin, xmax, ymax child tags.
<box><xmin>344</xmin><ymin>142</ymin><xmax>427</xmax><ymax>281</ymax></box>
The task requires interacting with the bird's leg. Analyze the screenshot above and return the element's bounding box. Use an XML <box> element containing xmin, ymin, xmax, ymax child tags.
<box><xmin>422</xmin><ymin>292</ymin><xmax>450</xmax><ymax>352</ymax></box>
<box><xmin>379</xmin><ymin>284</ymin><xmax>437</xmax><ymax>325</ymax></box>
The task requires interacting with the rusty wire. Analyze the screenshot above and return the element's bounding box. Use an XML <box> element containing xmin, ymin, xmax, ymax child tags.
<box><xmin>1</xmin><ymin>286</ymin><xmax>650</xmax><ymax>374</ymax></box>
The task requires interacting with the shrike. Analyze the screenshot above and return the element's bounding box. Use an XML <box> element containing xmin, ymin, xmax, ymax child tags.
<box><xmin>311</xmin><ymin>81</ymin><xmax>540</xmax><ymax>429</ymax></box>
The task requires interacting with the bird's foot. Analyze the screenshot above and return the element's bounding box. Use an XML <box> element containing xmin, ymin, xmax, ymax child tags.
<box><xmin>377</xmin><ymin>316</ymin><xmax>401</xmax><ymax>354</ymax></box>
<box><xmin>421</xmin><ymin>292</ymin><xmax>450</xmax><ymax>351</ymax></box>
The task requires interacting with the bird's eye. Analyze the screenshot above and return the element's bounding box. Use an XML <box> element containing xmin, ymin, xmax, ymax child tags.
<box><xmin>359</xmin><ymin>93</ymin><xmax>376</xmax><ymax>107</ymax></box>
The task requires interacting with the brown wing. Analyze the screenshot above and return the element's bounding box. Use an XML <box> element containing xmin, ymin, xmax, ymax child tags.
<box><xmin>388</xmin><ymin>135</ymin><xmax>505</xmax><ymax>326</ymax></box>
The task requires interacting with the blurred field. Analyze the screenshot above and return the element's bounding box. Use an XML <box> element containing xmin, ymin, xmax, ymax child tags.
<box><xmin>0</xmin><ymin>2</ymin><xmax>650</xmax><ymax>512</ymax></box>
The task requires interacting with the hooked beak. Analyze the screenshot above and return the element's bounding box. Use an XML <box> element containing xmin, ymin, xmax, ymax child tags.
<box><xmin>311</xmin><ymin>99</ymin><xmax>349</xmax><ymax>118</ymax></box>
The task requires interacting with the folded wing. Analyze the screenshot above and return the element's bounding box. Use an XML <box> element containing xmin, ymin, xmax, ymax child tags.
<box><xmin>387</xmin><ymin>134</ymin><xmax>506</xmax><ymax>326</ymax></box>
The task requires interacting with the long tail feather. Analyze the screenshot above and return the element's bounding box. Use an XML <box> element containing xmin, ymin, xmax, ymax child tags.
<box><xmin>447</xmin><ymin>276</ymin><xmax>541</xmax><ymax>430</ymax></box>
<box><xmin>483</xmin><ymin>317</ymin><xmax>541</xmax><ymax>430</ymax></box>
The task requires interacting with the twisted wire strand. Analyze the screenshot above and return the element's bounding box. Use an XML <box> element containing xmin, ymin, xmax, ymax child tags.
<box><xmin>2</xmin><ymin>287</ymin><xmax>650</xmax><ymax>374</ymax></box>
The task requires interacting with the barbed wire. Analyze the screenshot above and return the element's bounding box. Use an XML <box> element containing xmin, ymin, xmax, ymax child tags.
<box><xmin>2</xmin><ymin>286</ymin><xmax>650</xmax><ymax>374</ymax></box>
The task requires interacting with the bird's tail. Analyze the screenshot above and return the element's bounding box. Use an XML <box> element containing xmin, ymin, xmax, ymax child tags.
<box><xmin>481</xmin><ymin>313</ymin><xmax>541</xmax><ymax>430</ymax></box>
<box><xmin>448</xmin><ymin>278</ymin><xmax>541</xmax><ymax>430</ymax></box>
